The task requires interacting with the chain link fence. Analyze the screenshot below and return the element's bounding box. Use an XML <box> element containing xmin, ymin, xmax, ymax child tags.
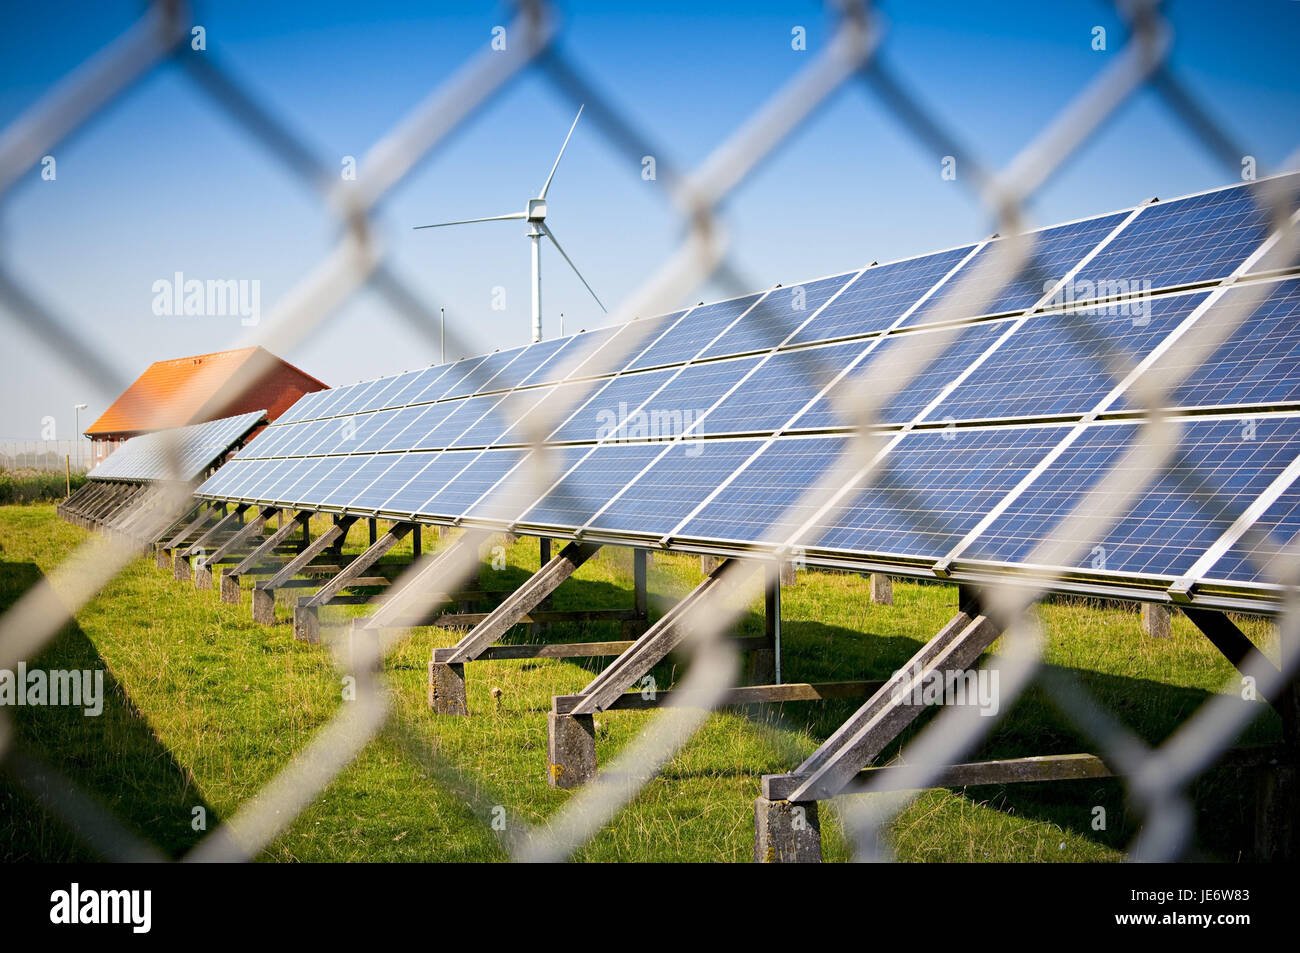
<box><xmin>1</xmin><ymin>0</ymin><xmax>1297</xmax><ymax>864</ymax></box>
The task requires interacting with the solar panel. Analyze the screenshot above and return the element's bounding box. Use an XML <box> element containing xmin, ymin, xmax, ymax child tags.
<box><xmin>922</xmin><ymin>291</ymin><xmax>1209</xmax><ymax>422</ymax></box>
<box><xmin>961</xmin><ymin>417</ymin><xmax>1300</xmax><ymax>579</ymax></box>
<box><xmin>702</xmin><ymin>274</ymin><xmax>856</xmax><ymax>358</ymax></box>
<box><xmin>902</xmin><ymin>212</ymin><xmax>1130</xmax><ymax>328</ymax></box>
<box><xmin>91</xmin><ymin>411</ymin><xmax>265</xmax><ymax>483</ymax></box>
<box><xmin>697</xmin><ymin>341</ymin><xmax>876</xmax><ymax>436</ymax></box>
<box><xmin>795</xmin><ymin>320</ymin><xmax>1007</xmax><ymax>428</ymax></box>
<box><xmin>628</xmin><ymin>296</ymin><xmax>762</xmax><ymax>369</ymax></box>
<box><xmin>1157</xmin><ymin>279</ymin><xmax>1300</xmax><ymax>410</ymax></box>
<box><xmin>192</xmin><ymin>173</ymin><xmax>1300</xmax><ymax>608</ymax></box>
<box><xmin>1074</xmin><ymin>180</ymin><xmax>1297</xmax><ymax>293</ymax></box>
<box><xmin>788</xmin><ymin>246</ymin><xmax>974</xmax><ymax>345</ymax></box>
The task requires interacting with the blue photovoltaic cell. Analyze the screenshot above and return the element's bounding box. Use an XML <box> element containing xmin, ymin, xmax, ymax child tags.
<box><xmin>458</xmin><ymin>385</ymin><xmax>554</xmax><ymax>448</ymax></box>
<box><xmin>381</xmin><ymin>451</ymin><xmax>467</xmax><ymax>513</ymax></box>
<box><xmin>356</xmin><ymin>405</ymin><xmax>425</xmax><ymax>452</ymax></box>
<box><xmin>197</xmin><ymin>458</ymin><xmax>252</xmax><ymax>498</ymax></box>
<box><xmin>420</xmin><ymin>395</ymin><xmax>499</xmax><ymax>448</ymax></box>
<box><xmin>520</xmin><ymin>443</ymin><xmax>666</xmax><ymax>527</ymax></box>
<box><xmin>466</xmin><ymin>445</ymin><xmax>592</xmax><ymax>522</ymax></box>
<box><xmin>271</xmin><ymin>418</ymin><xmax>328</xmax><ymax>457</ymax></box>
<box><xmin>813</xmin><ymin>426</ymin><xmax>1068</xmax><ymax>557</ymax></box>
<box><xmin>903</xmin><ymin>213</ymin><xmax>1128</xmax><ymax>328</ymax></box>
<box><xmin>702</xmin><ymin>274</ymin><xmax>857</xmax><ymax>358</ymax></box>
<box><xmin>629</xmin><ymin>299</ymin><xmax>761</xmax><ymax>370</ymax></box>
<box><xmin>697</xmin><ymin>341</ymin><xmax>866</xmax><ymax>435</ymax></box>
<box><xmin>385</xmin><ymin>400</ymin><xmax>463</xmax><ymax>452</ymax></box>
<box><xmin>387</xmin><ymin>365</ymin><xmax>451</xmax><ymax>408</ymax></box>
<box><xmin>550</xmin><ymin>368</ymin><xmax>676</xmax><ymax>442</ymax></box>
<box><xmin>629</xmin><ymin>356</ymin><xmax>761</xmax><ymax>438</ymax></box>
<box><xmin>965</xmin><ymin>417</ymin><xmax>1300</xmax><ymax>577</ymax></box>
<box><xmin>238</xmin><ymin>422</ymin><xmax>295</xmax><ymax>459</ymax></box>
<box><xmin>1161</xmin><ymin>280</ymin><xmax>1300</xmax><ymax>409</ymax></box>
<box><xmin>789</xmin><ymin>246</ymin><xmax>973</xmax><ymax>345</ymax></box>
<box><xmin>538</xmin><ymin>325</ymin><xmax>624</xmax><ymax>383</ymax></box>
<box><xmin>295</xmin><ymin>455</ymin><xmax>371</xmax><ymax>506</ymax></box>
<box><xmin>333</xmin><ymin>378</ymin><xmax>390</xmax><ymax>418</ymax></box>
<box><xmin>95</xmin><ymin>411</ymin><xmax>264</xmax><ymax>483</ymax></box>
<box><xmin>367</xmin><ymin>369</ymin><xmax>428</xmax><ymax>411</ymax></box>
<box><xmin>1203</xmin><ymin>479</ymin><xmax>1300</xmax><ymax>585</ymax></box>
<box><xmin>322</xmin><ymin>410</ymin><xmax>394</xmax><ymax>455</ymax></box>
<box><xmin>238</xmin><ymin>458</ymin><xmax>293</xmax><ymax>499</ymax></box>
<box><xmin>257</xmin><ymin>458</ymin><xmax>316</xmax><ymax>503</ymax></box>
<box><xmin>303</xmin><ymin>383</ymin><xmax>358</xmax><ymax>421</ymax></box>
<box><xmin>417</xmin><ymin>449</ymin><xmax>525</xmax><ymax>517</ymax></box>
<box><xmin>679</xmin><ymin>437</ymin><xmax>847</xmax><ymax>544</ymax></box>
<box><xmin>925</xmin><ymin>292</ymin><xmax>1207</xmax><ymax>422</ymax></box>
<box><xmin>494</xmin><ymin>379</ymin><xmax>600</xmax><ymax>445</ymax></box>
<box><xmin>796</xmin><ymin>321</ymin><xmax>1006</xmax><ymax>428</ymax></box>
<box><xmin>1075</xmin><ymin>180</ymin><xmax>1293</xmax><ymax>292</ymax></box>
<box><xmin>441</xmin><ymin>346</ymin><xmax>527</xmax><ymax>399</ymax></box>
<box><xmin>276</xmin><ymin>389</ymin><xmax>325</xmax><ymax>425</ymax></box>
<box><xmin>483</xmin><ymin>336</ymin><xmax>570</xmax><ymax>391</ymax></box>
<box><xmin>414</xmin><ymin>355</ymin><xmax>489</xmax><ymax>404</ymax></box>
<box><xmin>349</xmin><ymin>453</ymin><xmax>434</xmax><ymax>510</ymax></box>
<box><xmin>590</xmin><ymin>439</ymin><xmax>761</xmax><ymax>535</ymax></box>
<box><xmin>279</xmin><ymin>455</ymin><xmax>348</xmax><ymax>504</ymax></box>
<box><xmin>323</xmin><ymin>455</ymin><xmax>395</xmax><ymax>509</ymax></box>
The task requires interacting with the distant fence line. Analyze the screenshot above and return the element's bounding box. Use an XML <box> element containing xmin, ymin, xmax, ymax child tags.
<box><xmin>0</xmin><ymin>440</ymin><xmax>92</xmax><ymax>473</ymax></box>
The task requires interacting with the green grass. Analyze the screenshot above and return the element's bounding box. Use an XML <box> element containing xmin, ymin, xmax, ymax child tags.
<box><xmin>0</xmin><ymin>468</ymin><xmax>85</xmax><ymax>505</ymax></box>
<box><xmin>0</xmin><ymin>503</ymin><xmax>1283</xmax><ymax>862</ymax></box>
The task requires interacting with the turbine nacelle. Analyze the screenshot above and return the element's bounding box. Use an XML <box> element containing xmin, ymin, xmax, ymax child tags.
<box><xmin>413</xmin><ymin>105</ymin><xmax>605</xmax><ymax>343</ymax></box>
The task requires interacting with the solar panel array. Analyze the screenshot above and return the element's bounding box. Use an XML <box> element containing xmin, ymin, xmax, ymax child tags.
<box><xmin>196</xmin><ymin>174</ymin><xmax>1300</xmax><ymax>605</ymax></box>
<box><xmin>91</xmin><ymin>411</ymin><xmax>266</xmax><ymax>483</ymax></box>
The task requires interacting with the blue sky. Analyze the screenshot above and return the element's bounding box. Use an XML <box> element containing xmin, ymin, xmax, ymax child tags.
<box><xmin>2</xmin><ymin>0</ymin><xmax>1298</xmax><ymax>439</ymax></box>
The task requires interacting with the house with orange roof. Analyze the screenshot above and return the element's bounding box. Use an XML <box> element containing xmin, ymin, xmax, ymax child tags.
<box><xmin>84</xmin><ymin>346</ymin><xmax>328</xmax><ymax>468</ymax></box>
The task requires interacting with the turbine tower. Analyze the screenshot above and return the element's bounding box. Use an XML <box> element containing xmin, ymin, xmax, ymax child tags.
<box><xmin>413</xmin><ymin>106</ymin><xmax>607</xmax><ymax>343</ymax></box>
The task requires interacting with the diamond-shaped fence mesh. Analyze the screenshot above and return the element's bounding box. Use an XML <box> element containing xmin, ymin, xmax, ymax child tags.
<box><xmin>1</xmin><ymin>0</ymin><xmax>1297</xmax><ymax>864</ymax></box>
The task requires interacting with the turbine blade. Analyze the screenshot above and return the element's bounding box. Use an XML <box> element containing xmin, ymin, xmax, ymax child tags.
<box><xmin>538</xmin><ymin>105</ymin><xmax>584</xmax><ymax>200</ymax></box>
<box><xmin>413</xmin><ymin>212</ymin><xmax>526</xmax><ymax>229</ymax></box>
<box><xmin>540</xmin><ymin>222</ymin><xmax>607</xmax><ymax>313</ymax></box>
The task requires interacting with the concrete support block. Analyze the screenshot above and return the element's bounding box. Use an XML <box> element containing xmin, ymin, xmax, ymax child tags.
<box><xmin>252</xmin><ymin>587</ymin><xmax>276</xmax><ymax>625</ymax></box>
<box><xmin>194</xmin><ymin>561</ymin><xmax>213</xmax><ymax>590</ymax></box>
<box><xmin>869</xmin><ymin>573</ymin><xmax>894</xmax><ymax>605</ymax></box>
<box><xmin>1141</xmin><ymin>602</ymin><xmax>1171</xmax><ymax>639</ymax></box>
<box><xmin>294</xmin><ymin>604</ymin><xmax>320</xmax><ymax>644</ymax></box>
<box><xmin>753</xmin><ymin>797</ymin><xmax>822</xmax><ymax>863</ymax></box>
<box><xmin>155</xmin><ymin>547</ymin><xmax>170</xmax><ymax>570</ymax></box>
<box><xmin>173</xmin><ymin>553</ymin><xmax>191</xmax><ymax>582</ymax></box>
<box><xmin>547</xmin><ymin>711</ymin><xmax>596</xmax><ymax>789</ymax></box>
<box><xmin>220</xmin><ymin>572</ymin><xmax>241</xmax><ymax>604</ymax></box>
<box><xmin>428</xmin><ymin>661</ymin><xmax>468</xmax><ymax>715</ymax></box>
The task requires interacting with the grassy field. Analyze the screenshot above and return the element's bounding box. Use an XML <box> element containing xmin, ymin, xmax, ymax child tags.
<box><xmin>0</xmin><ymin>502</ymin><xmax>1283</xmax><ymax>862</ymax></box>
<box><xmin>0</xmin><ymin>468</ymin><xmax>86</xmax><ymax>505</ymax></box>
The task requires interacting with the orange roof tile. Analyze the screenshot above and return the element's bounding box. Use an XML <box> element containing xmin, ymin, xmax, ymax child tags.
<box><xmin>85</xmin><ymin>347</ymin><xmax>326</xmax><ymax>436</ymax></box>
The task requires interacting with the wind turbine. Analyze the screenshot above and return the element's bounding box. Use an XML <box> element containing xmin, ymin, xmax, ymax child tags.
<box><xmin>413</xmin><ymin>105</ymin><xmax>607</xmax><ymax>343</ymax></box>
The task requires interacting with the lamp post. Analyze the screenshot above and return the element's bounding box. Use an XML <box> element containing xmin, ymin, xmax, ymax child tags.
<box><xmin>74</xmin><ymin>403</ymin><xmax>87</xmax><ymax>470</ymax></box>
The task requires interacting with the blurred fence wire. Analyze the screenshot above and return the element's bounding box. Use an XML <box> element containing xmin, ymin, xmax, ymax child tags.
<box><xmin>0</xmin><ymin>0</ymin><xmax>1296</xmax><ymax>864</ymax></box>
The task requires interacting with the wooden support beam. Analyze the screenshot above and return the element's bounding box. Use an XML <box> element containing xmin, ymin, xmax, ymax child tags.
<box><xmin>229</xmin><ymin>510</ymin><xmax>311</xmax><ymax>578</ymax></box>
<box><xmin>199</xmin><ymin>506</ymin><xmax>278</xmax><ymax>569</ymax></box>
<box><xmin>553</xmin><ymin>679</ymin><xmax>885</xmax><ymax>714</ymax></box>
<box><xmin>362</xmin><ymin>531</ymin><xmax>489</xmax><ymax>631</ymax></box>
<box><xmin>294</xmin><ymin>523</ymin><xmax>413</xmax><ymax>642</ymax></box>
<box><xmin>567</xmin><ymin>558</ymin><xmax>740</xmax><ymax>718</ymax></box>
<box><xmin>767</xmin><ymin>606</ymin><xmax>1003</xmax><ymax>805</ymax></box>
<box><xmin>251</xmin><ymin>517</ymin><xmax>355</xmax><ymax>624</ymax></box>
